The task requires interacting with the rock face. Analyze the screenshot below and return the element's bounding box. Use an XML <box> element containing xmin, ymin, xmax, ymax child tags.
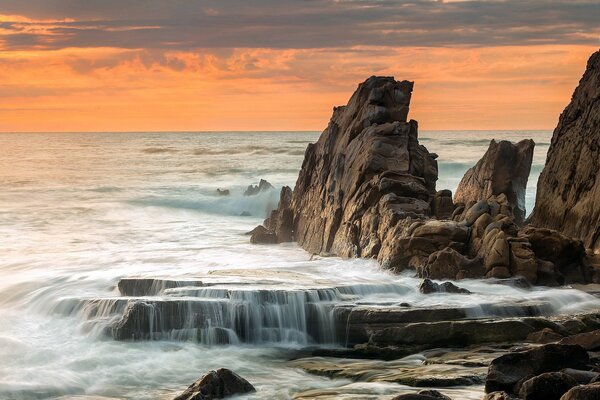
<box><xmin>529</xmin><ymin>50</ymin><xmax>600</xmax><ymax>251</ymax></box>
<box><xmin>244</xmin><ymin>179</ymin><xmax>273</xmax><ymax>196</ymax></box>
<box><xmin>173</xmin><ymin>368</ymin><xmax>255</xmax><ymax>400</ymax></box>
<box><xmin>454</xmin><ymin>139</ymin><xmax>535</xmax><ymax>225</ymax></box>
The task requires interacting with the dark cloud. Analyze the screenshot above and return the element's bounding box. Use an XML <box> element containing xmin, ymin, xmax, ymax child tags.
<box><xmin>0</xmin><ymin>0</ymin><xmax>598</xmax><ymax>50</ymax></box>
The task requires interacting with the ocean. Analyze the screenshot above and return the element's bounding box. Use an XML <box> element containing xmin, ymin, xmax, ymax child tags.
<box><xmin>0</xmin><ymin>131</ymin><xmax>597</xmax><ymax>400</ymax></box>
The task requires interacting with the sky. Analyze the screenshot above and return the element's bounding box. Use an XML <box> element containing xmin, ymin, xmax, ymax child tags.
<box><xmin>0</xmin><ymin>0</ymin><xmax>598</xmax><ymax>132</ymax></box>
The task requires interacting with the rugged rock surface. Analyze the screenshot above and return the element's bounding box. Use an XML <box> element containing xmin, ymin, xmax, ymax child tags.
<box><xmin>454</xmin><ymin>139</ymin><xmax>535</xmax><ymax>225</ymax></box>
<box><xmin>173</xmin><ymin>368</ymin><xmax>255</xmax><ymax>400</ymax></box>
<box><xmin>418</xmin><ymin>278</ymin><xmax>471</xmax><ymax>294</ymax></box>
<box><xmin>560</xmin><ymin>383</ymin><xmax>600</xmax><ymax>400</ymax></box>
<box><xmin>517</xmin><ymin>372</ymin><xmax>578</xmax><ymax>400</ymax></box>
<box><xmin>529</xmin><ymin>50</ymin><xmax>600</xmax><ymax>251</ymax></box>
<box><xmin>244</xmin><ymin>179</ymin><xmax>273</xmax><ymax>196</ymax></box>
<box><xmin>485</xmin><ymin>344</ymin><xmax>589</xmax><ymax>394</ymax></box>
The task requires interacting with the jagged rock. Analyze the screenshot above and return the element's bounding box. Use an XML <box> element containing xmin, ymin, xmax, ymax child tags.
<box><xmin>559</xmin><ymin>329</ymin><xmax>600</xmax><ymax>350</ymax></box>
<box><xmin>560</xmin><ymin>383</ymin><xmax>600</xmax><ymax>400</ymax></box>
<box><xmin>216</xmin><ymin>189</ymin><xmax>230</xmax><ymax>196</ymax></box>
<box><xmin>530</xmin><ymin>50</ymin><xmax>600</xmax><ymax>252</ymax></box>
<box><xmin>263</xmin><ymin>186</ymin><xmax>294</xmax><ymax>243</ymax></box>
<box><xmin>418</xmin><ymin>278</ymin><xmax>471</xmax><ymax>294</ymax></box>
<box><xmin>243</xmin><ymin>179</ymin><xmax>273</xmax><ymax>196</ymax></box>
<box><xmin>248</xmin><ymin>225</ymin><xmax>277</xmax><ymax>244</ymax></box>
<box><xmin>422</xmin><ymin>247</ymin><xmax>484</xmax><ymax>280</ymax></box>
<box><xmin>173</xmin><ymin>368</ymin><xmax>255</xmax><ymax>400</ymax></box>
<box><xmin>485</xmin><ymin>344</ymin><xmax>590</xmax><ymax>394</ymax></box>
<box><xmin>518</xmin><ymin>372</ymin><xmax>578</xmax><ymax>400</ymax></box>
<box><xmin>454</xmin><ymin>139</ymin><xmax>534</xmax><ymax>225</ymax></box>
<box><xmin>431</xmin><ymin>190</ymin><xmax>455</xmax><ymax>220</ymax></box>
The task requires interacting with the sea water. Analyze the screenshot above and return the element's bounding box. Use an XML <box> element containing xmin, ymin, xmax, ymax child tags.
<box><xmin>0</xmin><ymin>131</ymin><xmax>596</xmax><ymax>400</ymax></box>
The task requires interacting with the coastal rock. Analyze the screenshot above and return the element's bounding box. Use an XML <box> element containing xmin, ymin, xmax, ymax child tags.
<box><xmin>431</xmin><ymin>190</ymin><xmax>455</xmax><ymax>220</ymax></box>
<box><xmin>418</xmin><ymin>278</ymin><xmax>470</xmax><ymax>294</ymax></box>
<box><xmin>526</xmin><ymin>328</ymin><xmax>563</xmax><ymax>344</ymax></box>
<box><xmin>392</xmin><ymin>390</ymin><xmax>452</xmax><ymax>400</ymax></box>
<box><xmin>244</xmin><ymin>179</ymin><xmax>273</xmax><ymax>196</ymax></box>
<box><xmin>216</xmin><ymin>189</ymin><xmax>230</xmax><ymax>196</ymax></box>
<box><xmin>248</xmin><ymin>225</ymin><xmax>278</xmax><ymax>244</ymax></box>
<box><xmin>559</xmin><ymin>329</ymin><xmax>600</xmax><ymax>351</ymax></box>
<box><xmin>560</xmin><ymin>383</ymin><xmax>600</xmax><ymax>400</ymax></box>
<box><xmin>517</xmin><ymin>372</ymin><xmax>578</xmax><ymax>400</ymax></box>
<box><xmin>483</xmin><ymin>392</ymin><xmax>515</xmax><ymax>400</ymax></box>
<box><xmin>529</xmin><ymin>50</ymin><xmax>600</xmax><ymax>252</ymax></box>
<box><xmin>263</xmin><ymin>186</ymin><xmax>294</xmax><ymax>243</ymax></box>
<box><xmin>173</xmin><ymin>368</ymin><xmax>255</xmax><ymax>400</ymax></box>
<box><xmin>485</xmin><ymin>344</ymin><xmax>590</xmax><ymax>394</ymax></box>
<box><xmin>454</xmin><ymin>139</ymin><xmax>534</xmax><ymax>225</ymax></box>
<box><xmin>421</xmin><ymin>247</ymin><xmax>484</xmax><ymax>280</ymax></box>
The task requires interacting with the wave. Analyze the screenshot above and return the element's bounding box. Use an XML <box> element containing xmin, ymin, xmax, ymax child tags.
<box><xmin>192</xmin><ymin>145</ymin><xmax>306</xmax><ymax>156</ymax></box>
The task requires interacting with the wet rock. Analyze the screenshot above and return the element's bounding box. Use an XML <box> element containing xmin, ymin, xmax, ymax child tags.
<box><xmin>249</xmin><ymin>225</ymin><xmax>278</xmax><ymax>244</ymax></box>
<box><xmin>392</xmin><ymin>390</ymin><xmax>452</xmax><ymax>400</ymax></box>
<box><xmin>485</xmin><ymin>344</ymin><xmax>590</xmax><ymax>394</ymax></box>
<box><xmin>559</xmin><ymin>329</ymin><xmax>600</xmax><ymax>350</ymax></box>
<box><xmin>483</xmin><ymin>391</ymin><xmax>516</xmax><ymax>400</ymax></box>
<box><xmin>263</xmin><ymin>186</ymin><xmax>294</xmax><ymax>243</ymax></box>
<box><xmin>454</xmin><ymin>139</ymin><xmax>534</xmax><ymax>225</ymax></box>
<box><xmin>561</xmin><ymin>368</ymin><xmax>600</xmax><ymax>384</ymax></box>
<box><xmin>418</xmin><ymin>278</ymin><xmax>471</xmax><ymax>295</ymax></box>
<box><xmin>243</xmin><ymin>179</ymin><xmax>273</xmax><ymax>196</ymax></box>
<box><xmin>216</xmin><ymin>188</ymin><xmax>230</xmax><ymax>196</ymax></box>
<box><xmin>527</xmin><ymin>328</ymin><xmax>563</xmax><ymax>344</ymax></box>
<box><xmin>518</xmin><ymin>372</ymin><xmax>578</xmax><ymax>400</ymax></box>
<box><xmin>560</xmin><ymin>383</ymin><xmax>600</xmax><ymax>400</ymax></box>
<box><xmin>117</xmin><ymin>278</ymin><xmax>203</xmax><ymax>297</ymax></box>
<box><xmin>173</xmin><ymin>368</ymin><xmax>255</xmax><ymax>400</ymax></box>
<box><xmin>529</xmin><ymin>50</ymin><xmax>600</xmax><ymax>252</ymax></box>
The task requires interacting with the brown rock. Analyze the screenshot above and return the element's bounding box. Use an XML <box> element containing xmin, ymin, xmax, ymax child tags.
<box><xmin>518</xmin><ymin>372</ymin><xmax>578</xmax><ymax>400</ymax></box>
<box><xmin>248</xmin><ymin>225</ymin><xmax>277</xmax><ymax>244</ymax></box>
<box><xmin>559</xmin><ymin>329</ymin><xmax>600</xmax><ymax>351</ymax></box>
<box><xmin>527</xmin><ymin>328</ymin><xmax>563</xmax><ymax>344</ymax></box>
<box><xmin>483</xmin><ymin>392</ymin><xmax>515</xmax><ymax>400</ymax></box>
<box><xmin>560</xmin><ymin>383</ymin><xmax>600</xmax><ymax>400</ymax></box>
<box><xmin>392</xmin><ymin>390</ymin><xmax>452</xmax><ymax>400</ymax></box>
<box><xmin>418</xmin><ymin>278</ymin><xmax>471</xmax><ymax>294</ymax></box>
<box><xmin>454</xmin><ymin>139</ymin><xmax>535</xmax><ymax>225</ymax></box>
<box><xmin>431</xmin><ymin>190</ymin><xmax>455</xmax><ymax>220</ymax></box>
<box><xmin>422</xmin><ymin>247</ymin><xmax>483</xmax><ymax>280</ymax></box>
<box><xmin>529</xmin><ymin>50</ymin><xmax>600</xmax><ymax>252</ymax></box>
<box><xmin>243</xmin><ymin>179</ymin><xmax>273</xmax><ymax>196</ymax></box>
<box><xmin>173</xmin><ymin>368</ymin><xmax>255</xmax><ymax>400</ymax></box>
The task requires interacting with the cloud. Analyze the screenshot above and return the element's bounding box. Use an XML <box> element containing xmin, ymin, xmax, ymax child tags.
<box><xmin>0</xmin><ymin>0</ymin><xmax>598</xmax><ymax>51</ymax></box>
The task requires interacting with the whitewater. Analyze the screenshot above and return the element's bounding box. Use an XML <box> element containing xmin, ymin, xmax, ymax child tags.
<box><xmin>1</xmin><ymin>131</ymin><xmax>598</xmax><ymax>400</ymax></box>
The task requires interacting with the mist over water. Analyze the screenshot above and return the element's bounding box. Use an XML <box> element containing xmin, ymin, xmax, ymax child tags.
<box><xmin>0</xmin><ymin>130</ymin><xmax>585</xmax><ymax>400</ymax></box>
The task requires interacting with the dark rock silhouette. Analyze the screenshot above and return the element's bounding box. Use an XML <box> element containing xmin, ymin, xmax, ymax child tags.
<box><xmin>244</xmin><ymin>179</ymin><xmax>273</xmax><ymax>196</ymax></box>
<box><xmin>173</xmin><ymin>368</ymin><xmax>255</xmax><ymax>400</ymax></box>
<box><xmin>530</xmin><ymin>50</ymin><xmax>600</xmax><ymax>251</ymax></box>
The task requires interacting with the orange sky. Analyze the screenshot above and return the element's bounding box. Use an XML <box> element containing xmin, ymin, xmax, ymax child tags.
<box><xmin>0</xmin><ymin>2</ymin><xmax>598</xmax><ymax>132</ymax></box>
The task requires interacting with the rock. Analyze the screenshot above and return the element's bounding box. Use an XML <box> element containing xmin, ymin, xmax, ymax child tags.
<box><xmin>392</xmin><ymin>390</ymin><xmax>452</xmax><ymax>400</ymax></box>
<box><xmin>561</xmin><ymin>368</ymin><xmax>600</xmax><ymax>384</ymax></box>
<box><xmin>261</xmin><ymin>77</ymin><xmax>438</xmax><ymax>265</ymax></box>
<box><xmin>509</xmin><ymin>238</ymin><xmax>538</xmax><ymax>284</ymax></box>
<box><xmin>483</xmin><ymin>392</ymin><xmax>516</xmax><ymax>400</ymax></box>
<box><xmin>216</xmin><ymin>189</ymin><xmax>230</xmax><ymax>196</ymax></box>
<box><xmin>248</xmin><ymin>225</ymin><xmax>278</xmax><ymax>244</ymax></box>
<box><xmin>560</xmin><ymin>383</ymin><xmax>600</xmax><ymax>400</ymax></box>
<box><xmin>422</xmin><ymin>247</ymin><xmax>484</xmax><ymax>280</ymax></box>
<box><xmin>529</xmin><ymin>50</ymin><xmax>600</xmax><ymax>252</ymax></box>
<box><xmin>173</xmin><ymin>368</ymin><xmax>255</xmax><ymax>400</ymax></box>
<box><xmin>454</xmin><ymin>139</ymin><xmax>535</xmax><ymax>225</ymax></box>
<box><xmin>559</xmin><ymin>329</ymin><xmax>600</xmax><ymax>350</ymax></box>
<box><xmin>527</xmin><ymin>328</ymin><xmax>563</xmax><ymax>344</ymax></box>
<box><xmin>485</xmin><ymin>344</ymin><xmax>590</xmax><ymax>394</ymax></box>
<box><xmin>518</xmin><ymin>372</ymin><xmax>578</xmax><ymax>400</ymax></box>
<box><xmin>418</xmin><ymin>278</ymin><xmax>471</xmax><ymax>294</ymax></box>
<box><xmin>243</xmin><ymin>179</ymin><xmax>273</xmax><ymax>196</ymax></box>
<box><xmin>263</xmin><ymin>186</ymin><xmax>294</xmax><ymax>243</ymax></box>
<box><xmin>431</xmin><ymin>190</ymin><xmax>455</xmax><ymax>220</ymax></box>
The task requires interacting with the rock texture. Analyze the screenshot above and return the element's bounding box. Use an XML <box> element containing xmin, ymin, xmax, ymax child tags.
<box><xmin>529</xmin><ymin>50</ymin><xmax>600</xmax><ymax>251</ymax></box>
<box><xmin>454</xmin><ymin>139</ymin><xmax>534</xmax><ymax>225</ymax></box>
<box><xmin>173</xmin><ymin>368</ymin><xmax>255</xmax><ymax>400</ymax></box>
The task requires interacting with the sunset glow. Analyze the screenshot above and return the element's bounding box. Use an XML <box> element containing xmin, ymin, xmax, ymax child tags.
<box><xmin>0</xmin><ymin>1</ymin><xmax>598</xmax><ymax>132</ymax></box>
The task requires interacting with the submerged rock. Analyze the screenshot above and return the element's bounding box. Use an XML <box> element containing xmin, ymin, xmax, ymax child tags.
<box><xmin>216</xmin><ymin>189</ymin><xmax>230</xmax><ymax>196</ymax></box>
<box><xmin>173</xmin><ymin>368</ymin><xmax>255</xmax><ymax>400</ymax></box>
<box><xmin>418</xmin><ymin>278</ymin><xmax>471</xmax><ymax>294</ymax></box>
<box><xmin>529</xmin><ymin>50</ymin><xmax>600</xmax><ymax>252</ymax></box>
<box><xmin>454</xmin><ymin>139</ymin><xmax>534</xmax><ymax>225</ymax></box>
<box><xmin>243</xmin><ymin>179</ymin><xmax>273</xmax><ymax>196</ymax></box>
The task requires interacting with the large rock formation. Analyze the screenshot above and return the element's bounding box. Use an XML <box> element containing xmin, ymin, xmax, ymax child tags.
<box><xmin>454</xmin><ymin>139</ymin><xmax>534</xmax><ymax>225</ymax></box>
<box><xmin>529</xmin><ymin>50</ymin><xmax>600</xmax><ymax>252</ymax></box>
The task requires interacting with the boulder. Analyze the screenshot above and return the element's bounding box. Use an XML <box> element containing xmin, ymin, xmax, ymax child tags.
<box><xmin>518</xmin><ymin>372</ymin><xmax>578</xmax><ymax>400</ymax></box>
<box><xmin>421</xmin><ymin>247</ymin><xmax>484</xmax><ymax>280</ymax></box>
<box><xmin>431</xmin><ymin>190</ymin><xmax>455</xmax><ymax>220</ymax></box>
<box><xmin>248</xmin><ymin>225</ymin><xmax>278</xmax><ymax>244</ymax></box>
<box><xmin>454</xmin><ymin>139</ymin><xmax>534</xmax><ymax>225</ymax></box>
<box><xmin>483</xmin><ymin>392</ymin><xmax>516</xmax><ymax>400</ymax></box>
<box><xmin>485</xmin><ymin>344</ymin><xmax>590</xmax><ymax>394</ymax></box>
<box><xmin>392</xmin><ymin>390</ymin><xmax>452</xmax><ymax>400</ymax></box>
<box><xmin>243</xmin><ymin>179</ymin><xmax>273</xmax><ymax>196</ymax></box>
<box><xmin>529</xmin><ymin>50</ymin><xmax>600</xmax><ymax>252</ymax></box>
<box><xmin>173</xmin><ymin>368</ymin><xmax>255</xmax><ymax>400</ymax></box>
<box><xmin>560</xmin><ymin>383</ymin><xmax>600</xmax><ymax>400</ymax></box>
<box><xmin>559</xmin><ymin>329</ymin><xmax>600</xmax><ymax>351</ymax></box>
<box><xmin>561</xmin><ymin>368</ymin><xmax>600</xmax><ymax>384</ymax></box>
<box><xmin>418</xmin><ymin>278</ymin><xmax>471</xmax><ymax>294</ymax></box>
<box><xmin>526</xmin><ymin>328</ymin><xmax>562</xmax><ymax>344</ymax></box>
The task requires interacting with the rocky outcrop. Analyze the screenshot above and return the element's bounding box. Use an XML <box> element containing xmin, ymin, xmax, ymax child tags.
<box><xmin>529</xmin><ymin>50</ymin><xmax>600</xmax><ymax>251</ymax></box>
<box><xmin>454</xmin><ymin>139</ymin><xmax>535</xmax><ymax>225</ymax></box>
<box><xmin>244</xmin><ymin>179</ymin><xmax>273</xmax><ymax>196</ymax></box>
<box><xmin>173</xmin><ymin>368</ymin><xmax>255</xmax><ymax>400</ymax></box>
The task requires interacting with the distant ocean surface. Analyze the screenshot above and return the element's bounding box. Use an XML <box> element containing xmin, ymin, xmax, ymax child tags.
<box><xmin>0</xmin><ymin>131</ymin><xmax>559</xmax><ymax>399</ymax></box>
